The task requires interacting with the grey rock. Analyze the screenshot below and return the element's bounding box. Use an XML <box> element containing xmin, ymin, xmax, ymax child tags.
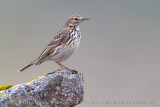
<box><xmin>0</xmin><ymin>69</ymin><xmax>84</xmax><ymax>107</ymax></box>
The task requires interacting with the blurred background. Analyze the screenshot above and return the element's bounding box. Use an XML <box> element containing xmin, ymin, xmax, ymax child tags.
<box><xmin>0</xmin><ymin>0</ymin><xmax>160</xmax><ymax>107</ymax></box>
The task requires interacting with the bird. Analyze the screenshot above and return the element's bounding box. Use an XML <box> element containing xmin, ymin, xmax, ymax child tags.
<box><xmin>18</xmin><ymin>14</ymin><xmax>89</xmax><ymax>73</ymax></box>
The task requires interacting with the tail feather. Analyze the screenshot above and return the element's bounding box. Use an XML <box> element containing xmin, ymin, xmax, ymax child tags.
<box><xmin>18</xmin><ymin>63</ymin><xmax>34</xmax><ymax>72</ymax></box>
<box><xmin>18</xmin><ymin>59</ymin><xmax>38</xmax><ymax>72</ymax></box>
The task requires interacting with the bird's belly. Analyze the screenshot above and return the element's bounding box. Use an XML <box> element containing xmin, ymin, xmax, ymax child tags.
<box><xmin>52</xmin><ymin>40</ymin><xmax>80</xmax><ymax>62</ymax></box>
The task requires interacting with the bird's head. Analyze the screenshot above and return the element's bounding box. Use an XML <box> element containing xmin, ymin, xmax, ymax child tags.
<box><xmin>65</xmin><ymin>14</ymin><xmax>89</xmax><ymax>27</ymax></box>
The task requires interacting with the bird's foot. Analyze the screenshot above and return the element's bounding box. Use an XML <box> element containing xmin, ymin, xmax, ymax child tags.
<box><xmin>57</xmin><ymin>62</ymin><xmax>78</xmax><ymax>74</ymax></box>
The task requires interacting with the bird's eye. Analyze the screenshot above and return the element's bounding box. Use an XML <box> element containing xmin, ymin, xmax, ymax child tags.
<box><xmin>74</xmin><ymin>18</ymin><xmax>78</xmax><ymax>20</ymax></box>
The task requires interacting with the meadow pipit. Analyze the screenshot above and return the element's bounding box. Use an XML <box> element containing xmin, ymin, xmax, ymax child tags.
<box><xmin>18</xmin><ymin>14</ymin><xmax>89</xmax><ymax>73</ymax></box>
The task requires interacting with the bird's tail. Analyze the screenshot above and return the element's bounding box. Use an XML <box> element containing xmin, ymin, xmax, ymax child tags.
<box><xmin>18</xmin><ymin>59</ymin><xmax>38</xmax><ymax>72</ymax></box>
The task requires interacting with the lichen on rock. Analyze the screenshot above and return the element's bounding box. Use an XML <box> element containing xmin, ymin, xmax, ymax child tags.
<box><xmin>0</xmin><ymin>69</ymin><xmax>84</xmax><ymax>107</ymax></box>
<box><xmin>0</xmin><ymin>85</ymin><xmax>13</xmax><ymax>91</ymax></box>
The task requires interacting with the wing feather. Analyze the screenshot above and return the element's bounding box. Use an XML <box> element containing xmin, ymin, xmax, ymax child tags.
<box><xmin>36</xmin><ymin>27</ymin><xmax>71</xmax><ymax>64</ymax></box>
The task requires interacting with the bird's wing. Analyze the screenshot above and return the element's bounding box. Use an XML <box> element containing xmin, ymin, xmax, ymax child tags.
<box><xmin>36</xmin><ymin>27</ymin><xmax>71</xmax><ymax>64</ymax></box>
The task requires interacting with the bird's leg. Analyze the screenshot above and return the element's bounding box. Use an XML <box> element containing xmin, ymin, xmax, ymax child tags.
<box><xmin>56</xmin><ymin>62</ymin><xmax>76</xmax><ymax>74</ymax></box>
<box><xmin>56</xmin><ymin>62</ymin><xmax>65</xmax><ymax>69</ymax></box>
<box><xmin>57</xmin><ymin>62</ymin><xmax>70</xmax><ymax>71</ymax></box>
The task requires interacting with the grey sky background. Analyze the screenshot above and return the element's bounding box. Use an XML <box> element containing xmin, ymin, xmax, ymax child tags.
<box><xmin>0</xmin><ymin>0</ymin><xmax>160</xmax><ymax>107</ymax></box>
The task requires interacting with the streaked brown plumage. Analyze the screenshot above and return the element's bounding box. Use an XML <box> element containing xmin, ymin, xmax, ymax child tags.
<box><xmin>18</xmin><ymin>14</ymin><xmax>89</xmax><ymax>73</ymax></box>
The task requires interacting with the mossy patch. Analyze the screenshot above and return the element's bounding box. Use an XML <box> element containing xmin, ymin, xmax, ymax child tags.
<box><xmin>13</xmin><ymin>97</ymin><xmax>19</xmax><ymax>102</ymax></box>
<box><xmin>35</xmin><ymin>77</ymin><xmax>39</xmax><ymax>82</ymax></box>
<box><xmin>9</xmin><ymin>105</ymin><xmax>13</xmax><ymax>107</ymax></box>
<box><xmin>26</xmin><ymin>75</ymin><xmax>46</xmax><ymax>83</ymax></box>
<box><xmin>0</xmin><ymin>85</ymin><xmax>13</xmax><ymax>91</ymax></box>
<box><xmin>26</xmin><ymin>79</ymin><xmax>34</xmax><ymax>83</ymax></box>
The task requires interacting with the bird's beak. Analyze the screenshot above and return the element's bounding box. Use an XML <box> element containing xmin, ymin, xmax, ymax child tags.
<box><xmin>81</xmin><ymin>17</ymin><xmax>89</xmax><ymax>21</ymax></box>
